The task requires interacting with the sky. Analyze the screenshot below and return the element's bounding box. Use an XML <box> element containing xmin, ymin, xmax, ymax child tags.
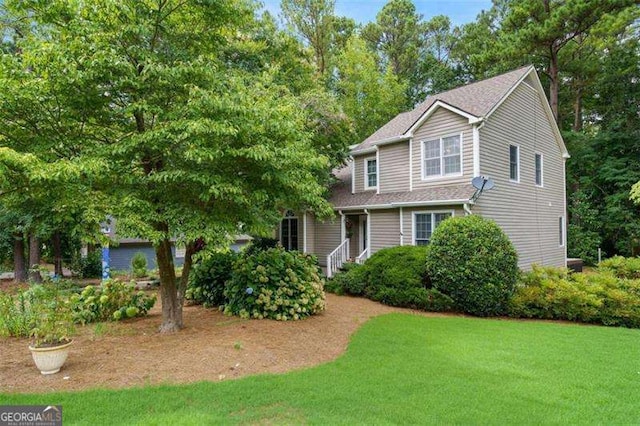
<box><xmin>260</xmin><ymin>0</ymin><xmax>493</xmax><ymax>26</ymax></box>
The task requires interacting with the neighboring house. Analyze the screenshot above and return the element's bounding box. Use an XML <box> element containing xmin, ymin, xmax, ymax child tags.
<box><xmin>103</xmin><ymin>220</ymin><xmax>251</xmax><ymax>271</ymax></box>
<box><xmin>276</xmin><ymin>66</ymin><xmax>569</xmax><ymax>276</ymax></box>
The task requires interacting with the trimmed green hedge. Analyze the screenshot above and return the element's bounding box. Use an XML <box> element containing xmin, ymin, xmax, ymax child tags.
<box><xmin>426</xmin><ymin>215</ymin><xmax>519</xmax><ymax>316</ymax></box>
<box><xmin>326</xmin><ymin>246</ymin><xmax>453</xmax><ymax>312</ymax></box>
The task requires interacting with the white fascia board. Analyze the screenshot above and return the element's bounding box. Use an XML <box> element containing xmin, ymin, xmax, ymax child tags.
<box><xmin>406</xmin><ymin>100</ymin><xmax>481</xmax><ymax>137</ymax></box>
<box><xmin>333</xmin><ymin>198</ymin><xmax>473</xmax><ymax>211</ymax></box>
<box><xmin>350</xmin><ymin>135</ymin><xmax>410</xmax><ymax>156</ymax></box>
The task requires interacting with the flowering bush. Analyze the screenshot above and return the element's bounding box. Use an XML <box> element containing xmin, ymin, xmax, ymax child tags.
<box><xmin>70</xmin><ymin>279</ymin><xmax>156</xmax><ymax>324</ymax></box>
<box><xmin>224</xmin><ymin>247</ymin><xmax>325</xmax><ymax>320</ymax></box>
<box><xmin>185</xmin><ymin>251</ymin><xmax>238</xmax><ymax>308</ymax></box>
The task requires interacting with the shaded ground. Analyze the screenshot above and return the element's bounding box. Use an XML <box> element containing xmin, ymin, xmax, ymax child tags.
<box><xmin>1</xmin><ymin>294</ymin><xmax>445</xmax><ymax>394</ymax></box>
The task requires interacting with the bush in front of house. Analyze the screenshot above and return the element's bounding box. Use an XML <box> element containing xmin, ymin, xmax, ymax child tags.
<box><xmin>509</xmin><ymin>265</ymin><xmax>640</xmax><ymax>328</ymax></box>
<box><xmin>131</xmin><ymin>251</ymin><xmax>148</xmax><ymax>278</ymax></box>
<box><xmin>598</xmin><ymin>256</ymin><xmax>640</xmax><ymax>279</ymax></box>
<box><xmin>426</xmin><ymin>215</ymin><xmax>519</xmax><ymax>316</ymax></box>
<box><xmin>243</xmin><ymin>237</ymin><xmax>280</xmax><ymax>257</ymax></box>
<box><xmin>70</xmin><ymin>279</ymin><xmax>156</xmax><ymax>324</ymax></box>
<box><xmin>185</xmin><ymin>251</ymin><xmax>238</xmax><ymax>308</ymax></box>
<box><xmin>326</xmin><ymin>247</ymin><xmax>453</xmax><ymax>312</ymax></box>
<box><xmin>224</xmin><ymin>247</ymin><xmax>325</xmax><ymax>321</ymax></box>
<box><xmin>71</xmin><ymin>250</ymin><xmax>102</xmax><ymax>278</ymax></box>
<box><xmin>325</xmin><ymin>262</ymin><xmax>367</xmax><ymax>296</ymax></box>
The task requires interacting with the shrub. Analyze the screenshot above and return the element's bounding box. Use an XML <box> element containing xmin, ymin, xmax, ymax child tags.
<box><xmin>0</xmin><ymin>285</ymin><xmax>75</xmax><ymax>343</ymax></box>
<box><xmin>325</xmin><ymin>262</ymin><xmax>367</xmax><ymax>296</ymax></box>
<box><xmin>243</xmin><ymin>237</ymin><xmax>280</xmax><ymax>257</ymax></box>
<box><xmin>426</xmin><ymin>215</ymin><xmax>519</xmax><ymax>316</ymax></box>
<box><xmin>598</xmin><ymin>256</ymin><xmax>640</xmax><ymax>279</ymax></box>
<box><xmin>70</xmin><ymin>280</ymin><xmax>156</xmax><ymax>324</ymax></box>
<box><xmin>131</xmin><ymin>252</ymin><xmax>148</xmax><ymax>278</ymax></box>
<box><xmin>185</xmin><ymin>251</ymin><xmax>238</xmax><ymax>307</ymax></box>
<box><xmin>71</xmin><ymin>250</ymin><xmax>102</xmax><ymax>278</ymax></box>
<box><xmin>510</xmin><ymin>265</ymin><xmax>640</xmax><ymax>328</ymax></box>
<box><xmin>567</xmin><ymin>224</ymin><xmax>601</xmax><ymax>265</ymax></box>
<box><xmin>326</xmin><ymin>247</ymin><xmax>454</xmax><ymax>312</ymax></box>
<box><xmin>224</xmin><ymin>247</ymin><xmax>325</xmax><ymax>320</ymax></box>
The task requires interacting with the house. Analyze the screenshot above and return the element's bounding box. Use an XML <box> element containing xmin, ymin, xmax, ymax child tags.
<box><xmin>276</xmin><ymin>65</ymin><xmax>569</xmax><ymax>276</ymax></box>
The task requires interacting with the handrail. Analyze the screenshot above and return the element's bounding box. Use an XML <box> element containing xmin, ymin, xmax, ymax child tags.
<box><xmin>355</xmin><ymin>248</ymin><xmax>369</xmax><ymax>264</ymax></box>
<box><xmin>326</xmin><ymin>239</ymin><xmax>350</xmax><ymax>278</ymax></box>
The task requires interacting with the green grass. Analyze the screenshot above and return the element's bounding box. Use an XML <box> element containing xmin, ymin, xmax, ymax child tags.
<box><xmin>4</xmin><ymin>314</ymin><xmax>640</xmax><ymax>424</ymax></box>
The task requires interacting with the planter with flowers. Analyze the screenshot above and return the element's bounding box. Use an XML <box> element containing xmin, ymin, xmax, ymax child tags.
<box><xmin>28</xmin><ymin>289</ymin><xmax>75</xmax><ymax>375</ymax></box>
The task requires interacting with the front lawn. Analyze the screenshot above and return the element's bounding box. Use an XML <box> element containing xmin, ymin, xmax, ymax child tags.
<box><xmin>4</xmin><ymin>314</ymin><xmax>639</xmax><ymax>424</ymax></box>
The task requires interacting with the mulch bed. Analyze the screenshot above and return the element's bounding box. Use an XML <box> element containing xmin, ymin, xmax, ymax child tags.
<box><xmin>1</xmin><ymin>294</ymin><xmax>444</xmax><ymax>394</ymax></box>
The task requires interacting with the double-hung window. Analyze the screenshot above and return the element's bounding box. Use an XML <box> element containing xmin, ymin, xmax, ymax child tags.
<box><xmin>414</xmin><ymin>212</ymin><xmax>452</xmax><ymax>245</ymax></box>
<box><xmin>535</xmin><ymin>153</ymin><xmax>543</xmax><ymax>187</ymax></box>
<box><xmin>509</xmin><ymin>145</ymin><xmax>519</xmax><ymax>182</ymax></box>
<box><xmin>422</xmin><ymin>134</ymin><xmax>462</xmax><ymax>179</ymax></box>
<box><xmin>365</xmin><ymin>158</ymin><xmax>377</xmax><ymax>189</ymax></box>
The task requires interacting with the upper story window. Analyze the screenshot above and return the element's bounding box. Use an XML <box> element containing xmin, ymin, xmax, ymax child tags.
<box><xmin>413</xmin><ymin>211</ymin><xmax>452</xmax><ymax>245</ymax></box>
<box><xmin>509</xmin><ymin>145</ymin><xmax>519</xmax><ymax>182</ymax></box>
<box><xmin>422</xmin><ymin>134</ymin><xmax>462</xmax><ymax>179</ymax></box>
<box><xmin>535</xmin><ymin>153</ymin><xmax>543</xmax><ymax>187</ymax></box>
<box><xmin>365</xmin><ymin>158</ymin><xmax>377</xmax><ymax>189</ymax></box>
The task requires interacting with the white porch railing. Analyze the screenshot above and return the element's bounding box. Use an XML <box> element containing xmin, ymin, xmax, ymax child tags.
<box><xmin>355</xmin><ymin>248</ymin><xmax>369</xmax><ymax>264</ymax></box>
<box><xmin>326</xmin><ymin>239</ymin><xmax>349</xmax><ymax>278</ymax></box>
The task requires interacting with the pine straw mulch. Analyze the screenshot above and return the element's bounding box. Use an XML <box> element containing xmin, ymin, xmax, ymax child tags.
<box><xmin>1</xmin><ymin>294</ymin><xmax>448</xmax><ymax>394</ymax></box>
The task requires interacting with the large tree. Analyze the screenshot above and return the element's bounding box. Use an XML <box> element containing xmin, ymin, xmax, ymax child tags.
<box><xmin>334</xmin><ymin>36</ymin><xmax>406</xmax><ymax>142</ymax></box>
<box><xmin>2</xmin><ymin>0</ymin><xmax>338</xmax><ymax>332</ymax></box>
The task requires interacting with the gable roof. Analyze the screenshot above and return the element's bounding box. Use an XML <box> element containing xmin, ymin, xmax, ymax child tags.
<box><xmin>352</xmin><ymin>65</ymin><xmax>539</xmax><ymax>154</ymax></box>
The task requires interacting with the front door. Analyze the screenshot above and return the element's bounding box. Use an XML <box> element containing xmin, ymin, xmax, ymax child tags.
<box><xmin>281</xmin><ymin>212</ymin><xmax>298</xmax><ymax>251</ymax></box>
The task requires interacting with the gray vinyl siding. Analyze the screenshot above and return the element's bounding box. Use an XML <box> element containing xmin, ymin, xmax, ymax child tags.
<box><xmin>313</xmin><ymin>218</ymin><xmax>342</xmax><ymax>265</ymax></box>
<box><xmin>370</xmin><ymin>209</ymin><xmax>401</xmax><ymax>254</ymax></box>
<box><xmin>476</xmin><ymin>82</ymin><xmax>566</xmax><ymax>269</ymax></box>
<box><xmin>352</xmin><ymin>154</ymin><xmax>371</xmax><ymax>193</ymax></box>
<box><xmin>379</xmin><ymin>142</ymin><xmax>410</xmax><ymax>193</ymax></box>
<box><xmin>411</xmin><ymin>107</ymin><xmax>474</xmax><ymax>189</ymax></box>
<box><xmin>109</xmin><ymin>243</ymin><xmax>185</xmax><ymax>271</ymax></box>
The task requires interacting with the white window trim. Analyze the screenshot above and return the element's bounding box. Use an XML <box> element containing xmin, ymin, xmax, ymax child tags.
<box><xmin>420</xmin><ymin>132</ymin><xmax>464</xmax><ymax>181</ymax></box>
<box><xmin>509</xmin><ymin>144</ymin><xmax>520</xmax><ymax>183</ymax></box>
<box><xmin>559</xmin><ymin>216</ymin><xmax>565</xmax><ymax>248</ymax></box>
<box><xmin>364</xmin><ymin>156</ymin><xmax>378</xmax><ymax>190</ymax></box>
<box><xmin>535</xmin><ymin>152</ymin><xmax>544</xmax><ymax>187</ymax></box>
<box><xmin>411</xmin><ymin>210</ymin><xmax>455</xmax><ymax>246</ymax></box>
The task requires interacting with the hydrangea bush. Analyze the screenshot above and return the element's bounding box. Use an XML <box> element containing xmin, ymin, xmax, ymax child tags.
<box><xmin>224</xmin><ymin>247</ymin><xmax>325</xmax><ymax>321</ymax></box>
<box><xmin>70</xmin><ymin>280</ymin><xmax>156</xmax><ymax>323</ymax></box>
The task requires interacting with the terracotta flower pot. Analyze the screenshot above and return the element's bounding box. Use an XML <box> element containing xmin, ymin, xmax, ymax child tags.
<box><xmin>28</xmin><ymin>340</ymin><xmax>73</xmax><ymax>375</ymax></box>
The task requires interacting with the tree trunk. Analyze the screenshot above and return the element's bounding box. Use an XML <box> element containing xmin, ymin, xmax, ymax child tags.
<box><xmin>155</xmin><ymin>226</ymin><xmax>181</xmax><ymax>333</ymax></box>
<box><xmin>573</xmin><ymin>84</ymin><xmax>583</xmax><ymax>132</ymax></box>
<box><xmin>13</xmin><ymin>232</ymin><xmax>27</xmax><ymax>283</ymax></box>
<box><xmin>52</xmin><ymin>231</ymin><xmax>64</xmax><ymax>277</ymax></box>
<box><xmin>28</xmin><ymin>233</ymin><xmax>42</xmax><ymax>283</ymax></box>
<box><xmin>548</xmin><ymin>46</ymin><xmax>559</xmax><ymax>122</ymax></box>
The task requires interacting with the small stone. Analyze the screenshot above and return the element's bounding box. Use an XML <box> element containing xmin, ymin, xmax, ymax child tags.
<box><xmin>218</xmin><ymin>374</ymin><xmax>226</xmax><ymax>380</ymax></box>
<box><xmin>63</xmin><ymin>376</ymin><xmax>70</xmax><ymax>380</ymax></box>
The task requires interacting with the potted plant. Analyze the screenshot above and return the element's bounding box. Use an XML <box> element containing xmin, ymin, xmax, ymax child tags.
<box><xmin>28</xmin><ymin>288</ymin><xmax>75</xmax><ymax>375</ymax></box>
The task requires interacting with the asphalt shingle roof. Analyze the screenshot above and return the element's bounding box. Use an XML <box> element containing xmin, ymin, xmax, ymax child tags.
<box><xmin>329</xmin><ymin>164</ymin><xmax>476</xmax><ymax>209</ymax></box>
<box><xmin>352</xmin><ymin>66</ymin><xmax>532</xmax><ymax>154</ymax></box>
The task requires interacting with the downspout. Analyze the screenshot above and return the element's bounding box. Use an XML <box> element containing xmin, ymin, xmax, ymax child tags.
<box><xmin>399</xmin><ymin>207</ymin><xmax>404</xmax><ymax>246</ymax></box>
<box><xmin>364</xmin><ymin>209</ymin><xmax>371</xmax><ymax>254</ymax></box>
<box><xmin>463</xmin><ymin>203</ymin><xmax>473</xmax><ymax>216</ymax></box>
<box><xmin>350</xmin><ymin>156</ymin><xmax>355</xmax><ymax>194</ymax></box>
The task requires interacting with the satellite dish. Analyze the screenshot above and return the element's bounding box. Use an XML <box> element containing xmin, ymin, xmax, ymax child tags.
<box><xmin>470</xmin><ymin>176</ymin><xmax>495</xmax><ymax>203</ymax></box>
<box><xmin>471</xmin><ymin>176</ymin><xmax>485</xmax><ymax>190</ymax></box>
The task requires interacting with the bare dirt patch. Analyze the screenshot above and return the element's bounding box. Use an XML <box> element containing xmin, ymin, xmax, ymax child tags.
<box><xmin>1</xmin><ymin>294</ymin><xmax>443</xmax><ymax>394</ymax></box>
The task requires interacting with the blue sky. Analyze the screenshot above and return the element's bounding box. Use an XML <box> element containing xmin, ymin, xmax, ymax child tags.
<box><xmin>260</xmin><ymin>0</ymin><xmax>493</xmax><ymax>26</ymax></box>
